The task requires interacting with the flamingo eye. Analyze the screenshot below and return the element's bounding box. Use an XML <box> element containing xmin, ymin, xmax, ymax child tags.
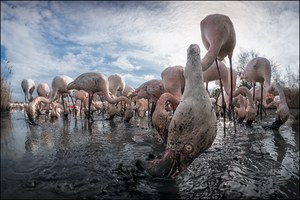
<box><xmin>185</xmin><ymin>144</ymin><xmax>193</xmax><ymax>153</ymax></box>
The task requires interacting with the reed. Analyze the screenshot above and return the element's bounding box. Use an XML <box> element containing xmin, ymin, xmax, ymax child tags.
<box><xmin>1</xmin><ymin>61</ymin><xmax>12</xmax><ymax>112</ymax></box>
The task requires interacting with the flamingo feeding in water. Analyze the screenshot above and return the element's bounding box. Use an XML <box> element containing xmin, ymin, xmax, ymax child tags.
<box><xmin>200</xmin><ymin>13</ymin><xmax>237</xmax><ymax>132</ymax></box>
<box><xmin>233</xmin><ymin>86</ymin><xmax>256</xmax><ymax>126</ymax></box>
<box><xmin>264</xmin><ymin>81</ymin><xmax>290</xmax><ymax>130</ymax></box>
<box><xmin>24</xmin><ymin>75</ymin><xmax>74</xmax><ymax>123</ymax></box>
<box><xmin>108</xmin><ymin>74</ymin><xmax>126</xmax><ymax>117</ymax></box>
<box><xmin>21</xmin><ymin>79</ymin><xmax>36</xmax><ymax>102</ymax></box>
<box><xmin>66</xmin><ymin>72</ymin><xmax>134</xmax><ymax>122</ymax></box>
<box><xmin>136</xmin><ymin>44</ymin><xmax>217</xmax><ymax>178</ymax></box>
<box><xmin>72</xmin><ymin>89</ymin><xmax>88</xmax><ymax>116</ymax></box>
<box><xmin>49</xmin><ymin>75</ymin><xmax>75</xmax><ymax>117</ymax></box>
<box><xmin>25</xmin><ymin>96</ymin><xmax>51</xmax><ymax>124</ymax></box>
<box><xmin>108</xmin><ymin>74</ymin><xmax>125</xmax><ymax>96</ymax></box>
<box><xmin>233</xmin><ymin>94</ymin><xmax>247</xmax><ymax>124</ymax></box>
<box><xmin>130</xmin><ymin>79</ymin><xmax>165</xmax><ymax>119</ymax></box>
<box><xmin>239</xmin><ymin>57</ymin><xmax>271</xmax><ymax>121</ymax></box>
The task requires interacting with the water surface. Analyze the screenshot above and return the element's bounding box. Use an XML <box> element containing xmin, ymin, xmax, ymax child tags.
<box><xmin>1</xmin><ymin>110</ymin><xmax>299</xmax><ymax>199</ymax></box>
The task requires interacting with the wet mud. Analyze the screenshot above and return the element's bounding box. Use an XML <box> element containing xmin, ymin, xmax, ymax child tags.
<box><xmin>1</xmin><ymin>109</ymin><xmax>299</xmax><ymax>199</ymax></box>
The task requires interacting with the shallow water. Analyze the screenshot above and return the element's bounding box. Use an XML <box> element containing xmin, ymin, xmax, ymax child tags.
<box><xmin>1</xmin><ymin>110</ymin><xmax>299</xmax><ymax>199</ymax></box>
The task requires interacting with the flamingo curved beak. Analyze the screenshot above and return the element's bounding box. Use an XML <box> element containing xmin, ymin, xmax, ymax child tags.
<box><xmin>135</xmin><ymin>148</ymin><xmax>182</xmax><ymax>178</ymax></box>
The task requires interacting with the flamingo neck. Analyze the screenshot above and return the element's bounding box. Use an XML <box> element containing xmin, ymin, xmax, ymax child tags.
<box><xmin>156</xmin><ymin>93</ymin><xmax>180</xmax><ymax>111</ymax></box>
<box><xmin>233</xmin><ymin>87</ymin><xmax>254</xmax><ymax>109</ymax></box>
<box><xmin>201</xmin><ymin>44</ymin><xmax>221</xmax><ymax>71</ymax></box>
<box><xmin>184</xmin><ymin>51</ymin><xmax>205</xmax><ymax>95</ymax></box>
<box><xmin>104</xmin><ymin>91</ymin><xmax>132</xmax><ymax>108</ymax></box>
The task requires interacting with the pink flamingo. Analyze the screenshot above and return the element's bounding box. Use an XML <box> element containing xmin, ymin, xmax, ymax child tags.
<box><xmin>21</xmin><ymin>79</ymin><xmax>36</xmax><ymax>102</ymax></box>
<box><xmin>108</xmin><ymin>74</ymin><xmax>126</xmax><ymax>117</ymax></box>
<box><xmin>136</xmin><ymin>44</ymin><xmax>217</xmax><ymax>178</ymax></box>
<box><xmin>36</xmin><ymin>82</ymin><xmax>50</xmax><ymax>98</ymax></box>
<box><xmin>200</xmin><ymin>13</ymin><xmax>237</xmax><ymax>132</ymax></box>
<box><xmin>133</xmin><ymin>98</ymin><xmax>148</xmax><ymax>117</ymax></box>
<box><xmin>108</xmin><ymin>74</ymin><xmax>125</xmax><ymax>96</ymax></box>
<box><xmin>36</xmin><ymin>82</ymin><xmax>50</xmax><ymax>116</ymax></box>
<box><xmin>72</xmin><ymin>89</ymin><xmax>88</xmax><ymax>115</ymax></box>
<box><xmin>152</xmin><ymin>92</ymin><xmax>180</xmax><ymax>142</ymax></box>
<box><xmin>122</xmin><ymin>84</ymin><xmax>135</xmax><ymax>97</ymax></box>
<box><xmin>264</xmin><ymin>81</ymin><xmax>290</xmax><ymax>130</ymax></box>
<box><xmin>49</xmin><ymin>75</ymin><xmax>75</xmax><ymax>117</ymax></box>
<box><xmin>233</xmin><ymin>94</ymin><xmax>247</xmax><ymax>123</ymax></box>
<box><xmin>239</xmin><ymin>57</ymin><xmax>271</xmax><ymax>120</ymax></box>
<box><xmin>233</xmin><ymin>86</ymin><xmax>256</xmax><ymax>126</ymax></box>
<box><xmin>25</xmin><ymin>96</ymin><xmax>50</xmax><ymax>124</ymax></box>
<box><xmin>66</xmin><ymin>72</ymin><xmax>134</xmax><ymax>122</ymax></box>
<box><xmin>161</xmin><ymin>65</ymin><xmax>185</xmax><ymax>101</ymax></box>
<box><xmin>131</xmin><ymin>79</ymin><xmax>165</xmax><ymax>119</ymax></box>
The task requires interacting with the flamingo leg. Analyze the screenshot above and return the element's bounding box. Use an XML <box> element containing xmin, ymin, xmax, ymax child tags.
<box><xmin>61</xmin><ymin>95</ymin><xmax>67</xmax><ymax>118</ymax></box>
<box><xmin>215</xmin><ymin>59</ymin><xmax>226</xmax><ymax>135</ymax></box>
<box><xmin>205</xmin><ymin>82</ymin><xmax>209</xmax><ymax>94</ymax></box>
<box><xmin>229</xmin><ymin>57</ymin><xmax>237</xmax><ymax>132</ymax></box>
<box><xmin>260</xmin><ymin>84</ymin><xmax>263</xmax><ymax>120</ymax></box>
<box><xmin>252</xmin><ymin>83</ymin><xmax>256</xmax><ymax>101</ymax></box>
<box><xmin>88</xmin><ymin>93</ymin><xmax>94</xmax><ymax>122</ymax></box>
<box><xmin>147</xmin><ymin>99</ymin><xmax>150</xmax><ymax>119</ymax></box>
<box><xmin>69</xmin><ymin>95</ymin><xmax>75</xmax><ymax>113</ymax></box>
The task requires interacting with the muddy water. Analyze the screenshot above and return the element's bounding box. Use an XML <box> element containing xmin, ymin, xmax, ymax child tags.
<box><xmin>1</xmin><ymin>110</ymin><xmax>299</xmax><ymax>199</ymax></box>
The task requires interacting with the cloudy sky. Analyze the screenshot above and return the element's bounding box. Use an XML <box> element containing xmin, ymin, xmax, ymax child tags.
<box><xmin>1</xmin><ymin>1</ymin><xmax>299</xmax><ymax>102</ymax></box>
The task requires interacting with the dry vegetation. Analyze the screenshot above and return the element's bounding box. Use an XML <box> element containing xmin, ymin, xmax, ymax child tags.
<box><xmin>1</xmin><ymin>62</ymin><xmax>12</xmax><ymax>112</ymax></box>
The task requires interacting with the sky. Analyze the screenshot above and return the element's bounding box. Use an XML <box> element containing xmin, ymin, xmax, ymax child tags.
<box><xmin>1</xmin><ymin>1</ymin><xmax>299</xmax><ymax>102</ymax></box>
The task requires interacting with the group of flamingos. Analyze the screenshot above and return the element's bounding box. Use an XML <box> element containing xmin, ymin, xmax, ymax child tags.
<box><xmin>20</xmin><ymin>14</ymin><xmax>290</xmax><ymax>178</ymax></box>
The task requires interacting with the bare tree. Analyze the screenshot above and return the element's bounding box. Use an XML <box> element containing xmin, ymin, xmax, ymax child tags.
<box><xmin>284</xmin><ymin>65</ymin><xmax>299</xmax><ymax>88</ymax></box>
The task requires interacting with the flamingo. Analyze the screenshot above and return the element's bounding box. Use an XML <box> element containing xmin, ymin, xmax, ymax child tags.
<box><xmin>66</xmin><ymin>72</ymin><xmax>134</xmax><ymax>122</ymax></box>
<box><xmin>49</xmin><ymin>75</ymin><xmax>75</xmax><ymax>117</ymax></box>
<box><xmin>122</xmin><ymin>84</ymin><xmax>135</xmax><ymax>97</ymax></box>
<box><xmin>108</xmin><ymin>74</ymin><xmax>126</xmax><ymax>117</ymax></box>
<box><xmin>36</xmin><ymin>82</ymin><xmax>50</xmax><ymax>116</ymax></box>
<box><xmin>108</xmin><ymin>74</ymin><xmax>125</xmax><ymax>96</ymax></box>
<box><xmin>133</xmin><ymin>98</ymin><xmax>148</xmax><ymax>117</ymax></box>
<box><xmin>136</xmin><ymin>44</ymin><xmax>217</xmax><ymax>178</ymax></box>
<box><xmin>21</xmin><ymin>79</ymin><xmax>36</xmax><ymax>102</ymax></box>
<box><xmin>239</xmin><ymin>57</ymin><xmax>272</xmax><ymax>120</ymax></box>
<box><xmin>130</xmin><ymin>79</ymin><xmax>165</xmax><ymax>119</ymax></box>
<box><xmin>25</xmin><ymin>96</ymin><xmax>50</xmax><ymax>124</ymax></box>
<box><xmin>264</xmin><ymin>81</ymin><xmax>290</xmax><ymax>130</ymax></box>
<box><xmin>200</xmin><ymin>13</ymin><xmax>237</xmax><ymax>132</ymax></box>
<box><xmin>161</xmin><ymin>65</ymin><xmax>185</xmax><ymax>101</ymax></box>
<box><xmin>72</xmin><ymin>89</ymin><xmax>88</xmax><ymax>116</ymax></box>
<box><xmin>233</xmin><ymin>86</ymin><xmax>256</xmax><ymax>126</ymax></box>
<box><xmin>36</xmin><ymin>83</ymin><xmax>50</xmax><ymax>98</ymax></box>
<box><xmin>152</xmin><ymin>92</ymin><xmax>180</xmax><ymax>142</ymax></box>
<box><xmin>233</xmin><ymin>94</ymin><xmax>247</xmax><ymax>123</ymax></box>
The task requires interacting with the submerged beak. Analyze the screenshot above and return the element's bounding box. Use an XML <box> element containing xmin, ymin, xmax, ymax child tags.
<box><xmin>135</xmin><ymin>148</ymin><xmax>182</xmax><ymax>178</ymax></box>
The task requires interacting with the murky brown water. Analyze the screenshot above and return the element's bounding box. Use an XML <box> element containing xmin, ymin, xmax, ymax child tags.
<box><xmin>1</xmin><ymin>109</ymin><xmax>299</xmax><ymax>199</ymax></box>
